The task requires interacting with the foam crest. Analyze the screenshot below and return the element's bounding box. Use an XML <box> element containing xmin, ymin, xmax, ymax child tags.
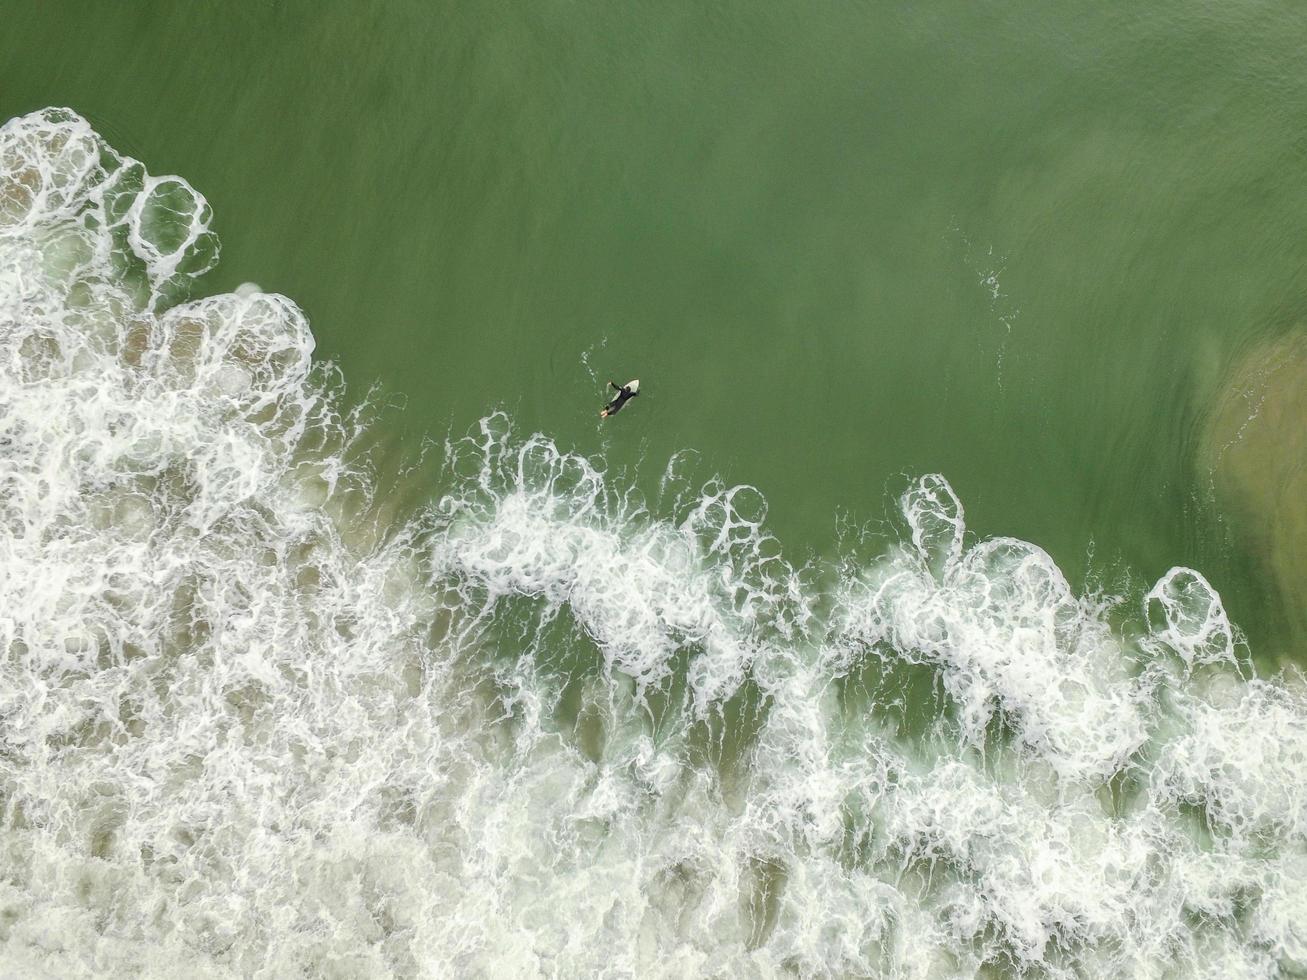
<box><xmin>1145</xmin><ymin>566</ymin><xmax>1238</xmax><ymax>668</ymax></box>
<box><xmin>0</xmin><ymin>107</ymin><xmax>217</xmax><ymax>311</ymax></box>
<box><xmin>901</xmin><ymin>472</ymin><xmax>965</xmax><ymax>577</ymax></box>
<box><xmin>833</xmin><ymin>476</ymin><xmax>1148</xmax><ymax>782</ymax></box>
<box><xmin>3</xmin><ymin>108</ymin><xmax>1307</xmax><ymax>978</ymax></box>
<box><xmin>432</xmin><ymin>416</ymin><xmax>798</xmax><ymax>709</ymax></box>
<box><xmin>0</xmin><ymin>108</ymin><xmax>103</xmax><ymax>235</ymax></box>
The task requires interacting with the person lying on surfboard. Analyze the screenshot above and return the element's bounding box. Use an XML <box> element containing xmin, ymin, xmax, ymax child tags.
<box><xmin>600</xmin><ymin>379</ymin><xmax>640</xmax><ymax>418</ymax></box>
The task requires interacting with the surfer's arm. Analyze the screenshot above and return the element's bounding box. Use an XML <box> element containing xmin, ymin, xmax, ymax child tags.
<box><xmin>608</xmin><ymin>380</ymin><xmax>621</xmax><ymax>391</ymax></box>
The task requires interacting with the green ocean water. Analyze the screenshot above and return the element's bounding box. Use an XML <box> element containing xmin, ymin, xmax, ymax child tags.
<box><xmin>11</xmin><ymin>7</ymin><xmax>1307</xmax><ymax>974</ymax></box>
<box><xmin>6</xmin><ymin>0</ymin><xmax>1307</xmax><ymax>648</ymax></box>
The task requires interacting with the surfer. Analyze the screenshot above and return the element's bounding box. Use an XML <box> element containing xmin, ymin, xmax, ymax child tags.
<box><xmin>600</xmin><ymin>379</ymin><xmax>640</xmax><ymax>418</ymax></box>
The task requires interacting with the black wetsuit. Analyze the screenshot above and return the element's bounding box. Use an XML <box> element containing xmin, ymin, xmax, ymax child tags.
<box><xmin>602</xmin><ymin>381</ymin><xmax>638</xmax><ymax>416</ymax></box>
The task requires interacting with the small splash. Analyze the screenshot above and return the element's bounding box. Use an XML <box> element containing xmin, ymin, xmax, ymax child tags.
<box><xmin>949</xmin><ymin>222</ymin><xmax>1022</xmax><ymax>391</ymax></box>
<box><xmin>579</xmin><ymin>335</ymin><xmax>607</xmax><ymax>388</ymax></box>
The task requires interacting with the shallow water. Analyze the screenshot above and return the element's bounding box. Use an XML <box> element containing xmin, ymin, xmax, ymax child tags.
<box><xmin>3</xmin><ymin>2</ymin><xmax>1307</xmax><ymax>977</ymax></box>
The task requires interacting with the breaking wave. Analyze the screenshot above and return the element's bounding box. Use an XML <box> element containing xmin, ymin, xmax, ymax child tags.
<box><xmin>2</xmin><ymin>108</ymin><xmax>1306</xmax><ymax>978</ymax></box>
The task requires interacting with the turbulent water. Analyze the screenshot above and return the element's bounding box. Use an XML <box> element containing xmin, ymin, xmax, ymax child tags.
<box><xmin>2</xmin><ymin>108</ymin><xmax>1307</xmax><ymax>978</ymax></box>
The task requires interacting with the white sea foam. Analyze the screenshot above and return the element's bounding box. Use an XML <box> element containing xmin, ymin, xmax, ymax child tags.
<box><xmin>2</xmin><ymin>108</ymin><xmax>1306</xmax><ymax>978</ymax></box>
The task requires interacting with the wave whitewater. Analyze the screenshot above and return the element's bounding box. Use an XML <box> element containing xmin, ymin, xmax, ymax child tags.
<box><xmin>2</xmin><ymin>108</ymin><xmax>1306</xmax><ymax>978</ymax></box>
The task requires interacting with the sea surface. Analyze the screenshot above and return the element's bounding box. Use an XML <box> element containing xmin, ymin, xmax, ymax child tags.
<box><xmin>2</xmin><ymin>2</ymin><xmax>1307</xmax><ymax>977</ymax></box>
